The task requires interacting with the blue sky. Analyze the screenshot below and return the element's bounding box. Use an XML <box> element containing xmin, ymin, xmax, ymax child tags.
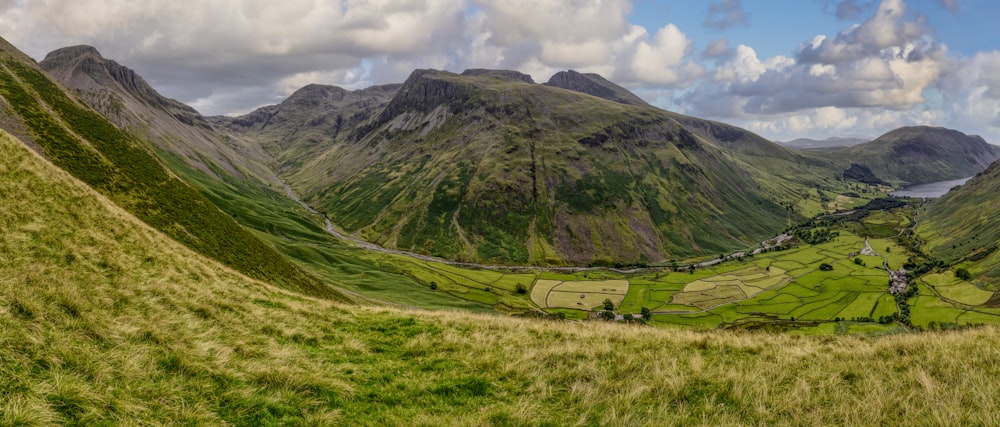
<box><xmin>629</xmin><ymin>0</ymin><xmax>995</xmax><ymax>59</ymax></box>
<box><xmin>1</xmin><ymin>0</ymin><xmax>998</xmax><ymax>142</ymax></box>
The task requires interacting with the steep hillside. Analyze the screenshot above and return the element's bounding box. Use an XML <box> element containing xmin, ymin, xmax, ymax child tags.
<box><xmin>544</xmin><ymin>69</ymin><xmax>649</xmax><ymax>106</ymax></box>
<box><xmin>282</xmin><ymin>69</ymin><xmax>822</xmax><ymax>265</ymax></box>
<box><xmin>39</xmin><ymin>45</ymin><xmax>277</xmax><ymax>183</ymax></box>
<box><xmin>2</xmin><ymin>128</ymin><xmax>999</xmax><ymax>425</ymax></box>
<box><xmin>918</xmin><ymin>160</ymin><xmax>1000</xmax><ymax>283</ymax></box>
<box><xmin>823</xmin><ymin>126</ymin><xmax>1000</xmax><ymax>185</ymax></box>
<box><xmin>0</xmin><ymin>38</ymin><xmax>340</xmax><ymax>299</ymax></box>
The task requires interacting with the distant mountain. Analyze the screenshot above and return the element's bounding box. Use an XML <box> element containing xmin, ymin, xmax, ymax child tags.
<box><xmin>816</xmin><ymin>126</ymin><xmax>1000</xmax><ymax>185</ymax></box>
<box><xmin>210</xmin><ymin>82</ymin><xmax>400</xmax><ymax>171</ymax></box>
<box><xmin>779</xmin><ymin>137</ymin><xmax>869</xmax><ymax>149</ymax></box>
<box><xmin>0</xmin><ymin>38</ymin><xmax>340</xmax><ymax>299</ymax></box>
<box><xmin>237</xmin><ymin>68</ymin><xmax>843</xmax><ymax>265</ymax></box>
<box><xmin>918</xmin><ymin>160</ymin><xmax>1000</xmax><ymax>285</ymax></box>
<box><xmin>39</xmin><ymin>45</ymin><xmax>277</xmax><ymax>183</ymax></box>
<box><xmin>543</xmin><ymin>69</ymin><xmax>649</xmax><ymax>106</ymax></box>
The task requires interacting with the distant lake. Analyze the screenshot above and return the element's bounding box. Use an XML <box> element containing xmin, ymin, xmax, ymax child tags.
<box><xmin>890</xmin><ymin>177</ymin><xmax>973</xmax><ymax>198</ymax></box>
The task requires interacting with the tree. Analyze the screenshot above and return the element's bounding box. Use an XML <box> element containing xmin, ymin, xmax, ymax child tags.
<box><xmin>641</xmin><ymin>307</ymin><xmax>651</xmax><ymax>318</ymax></box>
<box><xmin>602</xmin><ymin>298</ymin><xmax>615</xmax><ymax>311</ymax></box>
<box><xmin>430</xmin><ymin>281</ymin><xmax>438</xmax><ymax>290</ymax></box>
<box><xmin>600</xmin><ymin>310</ymin><xmax>615</xmax><ymax>321</ymax></box>
<box><xmin>819</xmin><ymin>263</ymin><xmax>833</xmax><ymax>271</ymax></box>
<box><xmin>623</xmin><ymin>313</ymin><xmax>634</xmax><ymax>321</ymax></box>
<box><xmin>515</xmin><ymin>283</ymin><xmax>527</xmax><ymax>294</ymax></box>
<box><xmin>955</xmin><ymin>268</ymin><xmax>972</xmax><ymax>281</ymax></box>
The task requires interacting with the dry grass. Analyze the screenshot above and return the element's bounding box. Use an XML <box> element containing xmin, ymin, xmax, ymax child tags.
<box><xmin>531</xmin><ymin>279</ymin><xmax>628</xmax><ymax>310</ymax></box>
<box><xmin>3</xmin><ymin>130</ymin><xmax>1000</xmax><ymax>425</ymax></box>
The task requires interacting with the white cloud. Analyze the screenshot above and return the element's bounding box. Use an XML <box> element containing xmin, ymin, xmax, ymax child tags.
<box><xmin>626</xmin><ymin>24</ymin><xmax>703</xmax><ymax>85</ymax></box>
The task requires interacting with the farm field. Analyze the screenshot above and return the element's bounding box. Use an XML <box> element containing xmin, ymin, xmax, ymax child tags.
<box><xmin>529</xmin><ymin>230</ymin><xmax>1000</xmax><ymax>332</ymax></box>
<box><xmin>531</xmin><ymin>279</ymin><xmax>629</xmax><ymax>310</ymax></box>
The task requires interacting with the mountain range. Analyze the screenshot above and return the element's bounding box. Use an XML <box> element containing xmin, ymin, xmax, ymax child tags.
<box><xmin>31</xmin><ymin>43</ymin><xmax>1000</xmax><ymax>268</ymax></box>
<box><xmin>5</xmin><ymin>34</ymin><xmax>1000</xmax><ymax>423</ymax></box>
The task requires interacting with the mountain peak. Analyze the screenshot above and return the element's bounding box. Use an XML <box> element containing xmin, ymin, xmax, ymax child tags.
<box><xmin>40</xmin><ymin>44</ymin><xmax>208</xmax><ymax>130</ymax></box>
<box><xmin>282</xmin><ymin>84</ymin><xmax>350</xmax><ymax>108</ymax></box>
<box><xmin>42</xmin><ymin>44</ymin><xmax>104</xmax><ymax>62</ymax></box>
<box><xmin>544</xmin><ymin>70</ymin><xmax>648</xmax><ymax>106</ymax></box>
<box><xmin>460</xmin><ymin>69</ymin><xmax>535</xmax><ymax>84</ymax></box>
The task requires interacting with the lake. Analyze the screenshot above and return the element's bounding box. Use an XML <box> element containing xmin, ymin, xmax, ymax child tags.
<box><xmin>890</xmin><ymin>176</ymin><xmax>973</xmax><ymax>198</ymax></box>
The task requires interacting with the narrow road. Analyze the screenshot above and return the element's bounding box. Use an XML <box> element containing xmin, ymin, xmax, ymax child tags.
<box><xmin>278</xmin><ymin>179</ymin><xmax>786</xmax><ymax>274</ymax></box>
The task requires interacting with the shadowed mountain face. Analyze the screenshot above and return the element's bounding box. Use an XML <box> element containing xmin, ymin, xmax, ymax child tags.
<box><xmin>817</xmin><ymin>126</ymin><xmax>1000</xmax><ymax>185</ymax></box>
<box><xmin>544</xmin><ymin>69</ymin><xmax>648</xmax><ymax>107</ymax></box>
<box><xmin>39</xmin><ymin>45</ymin><xmax>276</xmax><ymax>182</ymax></box>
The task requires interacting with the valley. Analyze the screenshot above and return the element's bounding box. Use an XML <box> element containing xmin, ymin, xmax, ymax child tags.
<box><xmin>2</xmin><ymin>24</ymin><xmax>1000</xmax><ymax>424</ymax></box>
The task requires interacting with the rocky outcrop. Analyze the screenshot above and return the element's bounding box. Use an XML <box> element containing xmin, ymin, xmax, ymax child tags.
<box><xmin>461</xmin><ymin>69</ymin><xmax>535</xmax><ymax>84</ymax></box>
<box><xmin>544</xmin><ymin>70</ymin><xmax>648</xmax><ymax>106</ymax></box>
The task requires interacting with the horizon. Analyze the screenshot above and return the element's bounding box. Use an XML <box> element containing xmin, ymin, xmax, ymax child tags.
<box><xmin>2</xmin><ymin>0</ymin><xmax>998</xmax><ymax>143</ymax></box>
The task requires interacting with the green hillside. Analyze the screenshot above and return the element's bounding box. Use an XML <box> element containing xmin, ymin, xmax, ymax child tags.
<box><xmin>0</xmin><ymin>39</ymin><xmax>341</xmax><ymax>300</ymax></box>
<box><xmin>918</xmin><ymin>161</ymin><xmax>1000</xmax><ymax>284</ymax></box>
<box><xmin>272</xmin><ymin>69</ymin><xmax>847</xmax><ymax>265</ymax></box>
<box><xmin>817</xmin><ymin>126</ymin><xmax>1000</xmax><ymax>185</ymax></box>
<box><xmin>3</xmin><ymin>127</ymin><xmax>1000</xmax><ymax>425</ymax></box>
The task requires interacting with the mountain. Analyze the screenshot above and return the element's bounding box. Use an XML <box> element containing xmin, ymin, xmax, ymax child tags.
<box><xmin>544</xmin><ymin>69</ymin><xmax>649</xmax><ymax>106</ymax></box>
<box><xmin>0</xmin><ymin>38</ymin><xmax>341</xmax><ymax>299</ymax></box>
<box><xmin>39</xmin><ymin>45</ymin><xmax>277</xmax><ymax>183</ymax></box>
<box><xmin>918</xmin><ymin>160</ymin><xmax>1000</xmax><ymax>284</ymax></box>
<box><xmin>252</xmin><ymin>68</ymin><xmax>846</xmax><ymax>265</ymax></box>
<box><xmin>820</xmin><ymin>126</ymin><xmax>1000</xmax><ymax>185</ymax></box>
<box><xmin>779</xmin><ymin>136</ymin><xmax>869</xmax><ymax>149</ymax></box>
<box><xmin>3</xmin><ymin>126</ymin><xmax>998</xmax><ymax>425</ymax></box>
<box><xmin>210</xmin><ymin>82</ymin><xmax>400</xmax><ymax>171</ymax></box>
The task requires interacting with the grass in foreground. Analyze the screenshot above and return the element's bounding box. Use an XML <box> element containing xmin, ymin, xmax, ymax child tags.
<box><xmin>3</xmin><ymin>122</ymin><xmax>1000</xmax><ymax>425</ymax></box>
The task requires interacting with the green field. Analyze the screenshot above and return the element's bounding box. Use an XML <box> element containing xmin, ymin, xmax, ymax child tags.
<box><xmin>531</xmin><ymin>279</ymin><xmax>629</xmax><ymax>311</ymax></box>
<box><xmin>524</xmin><ymin>227</ymin><xmax>1000</xmax><ymax>331</ymax></box>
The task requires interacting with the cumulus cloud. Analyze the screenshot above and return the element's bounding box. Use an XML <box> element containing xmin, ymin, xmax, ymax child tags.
<box><xmin>0</xmin><ymin>0</ymin><xmax>996</xmax><ymax>143</ymax></box>
<box><xmin>0</xmin><ymin>0</ymin><xmax>709</xmax><ymax>115</ymax></box>
<box><xmin>938</xmin><ymin>51</ymin><xmax>1000</xmax><ymax>141</ymax></box>
<box><xmin>671</xmin><ymin>0</ymin><xmax>1000</xmax><ymax>143</ymax></box>
<box><xmin>685</xmin><ymin>0</ymin><xmax>945</xmax><ymax>119</ymax></box>
<box><xmin>704</xmin><ymin>0</ymin><xmax>749</xmax><ymax>30</ymax></box>
<box><xmin>0</xmin><ymin>0</ymin><xmax>470</xmax><ymax>114</ymax></box>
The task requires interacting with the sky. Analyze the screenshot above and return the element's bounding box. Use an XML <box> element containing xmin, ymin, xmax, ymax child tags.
<box><xmin>1</xmin><ymin>0</ymin><xmax>998</xmax><ymax>143</ymax></box>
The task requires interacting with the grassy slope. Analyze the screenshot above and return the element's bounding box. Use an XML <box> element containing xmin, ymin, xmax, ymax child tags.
<box><xmin>156</xmin><ymin>147</ymin><xmax>531</xmax><ymax>313</ymax></box>
<box><xmin>0</xmin><ymin>43</ymin><xmax>340</xmax><ymax>300</ymax></box>
<box><xmin>918</xmin><ymin>162</ymin><xmax>1000</xmax><ymax>283</ymax></box>
<box><xmin>3</xmin><ymin>129</ymin><xmax>1000</xmax><ymax>425</ymax></box>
